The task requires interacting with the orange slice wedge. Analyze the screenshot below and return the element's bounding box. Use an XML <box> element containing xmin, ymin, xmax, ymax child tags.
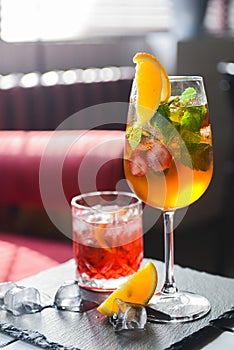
<box><xmin>97</xmin><ymin>261</ymin><xmax>158</xmax><ymax>316</ymax></box>
<box><xmin>133</xmin><ymin>52</ymin><xmax>171</xmax><ymax>125</ymax></box>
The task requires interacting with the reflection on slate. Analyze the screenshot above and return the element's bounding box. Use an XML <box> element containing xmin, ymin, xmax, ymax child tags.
<box><xmin>0</xmin><ymin>323</ymin><xmax>80</xmax><ymax>350</ymax></box>
<box><xmin>210</xmin><ymin>308</ymin><xmax>234</xmax><ymax>333</ymax></box>
<box><xmin>165</xmin><ymin>325</ymin><xmax>223</xmax><ymax>350</ymax></box>
<box><xmin>146</xmin><ymin>305</ymin><xmax>172</xmax><ymax>322</ymax></box>
<box><xmin>165</xmin><ymin>308</ymin><xmax>234</xmax><ymax>350</ymax></box>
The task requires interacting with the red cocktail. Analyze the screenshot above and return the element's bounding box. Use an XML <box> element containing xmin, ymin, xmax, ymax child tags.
<box><xmin>71</xmin><ymin>191</ymin><xmax>143</xmax><ymax>291</ymax></box>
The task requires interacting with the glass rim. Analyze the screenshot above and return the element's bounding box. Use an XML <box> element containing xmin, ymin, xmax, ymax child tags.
<box><xmin>131</xmin><ymin>75</ymin><xmax>204</xmax><ymax>87</ymax></box>
<box><xmin>71</xmin><ymin>190</ymin><xmax>142</xmax><ymax>210</ymax></box>
<box><xmin>169</xmin><ymin>75</ymin><xmax>203</xmax><ymax>82</ymax></box>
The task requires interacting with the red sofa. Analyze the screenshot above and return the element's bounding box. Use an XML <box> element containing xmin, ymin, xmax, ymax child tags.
<box><xmin>0</xmin><ymin>129</ymin><xmax>125</xmax><ymax>280</ymax></box>
<box><xmin>0</xmin><ymin>130</ymin><xmax>231</xmax><ymax>279</ymax></box>
<box><xmin>0</xmin><ymin>72</ymin><xmax>134</xmax><ymax>281</ymax></box>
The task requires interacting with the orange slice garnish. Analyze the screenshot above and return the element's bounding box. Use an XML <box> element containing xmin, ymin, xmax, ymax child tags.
<box><xmin>94</xmin><ymin>223</ymin><xmax>112</xmax><ymax>252</ymax></box>
<box><xmin>133</xmin><ymin>52</ymin><xmax>171</xmax><ymax>125</ymax></box>
<box><xmin>97</xmin><ymin>261</ymin><xmax>158</xmax><ymax>316</ymax></box>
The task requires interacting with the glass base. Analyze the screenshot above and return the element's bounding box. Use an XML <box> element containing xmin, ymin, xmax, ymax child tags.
<box><xmin>77</xmin><ymin>272</ymin><xmax>133</xmax><ymax>292</ymax></box>
<box><xmin>147</xmin><ymin>291</ymin><xmax>211</xmax><ymax>323</ymax></box>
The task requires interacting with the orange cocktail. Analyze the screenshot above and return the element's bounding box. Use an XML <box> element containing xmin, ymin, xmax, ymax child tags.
<box><xmin>123</xmin><ymin>52</ymin><xmax>213</xmax><ymax>322</ymax></box>
<box><xmin>124</xmin><ymin>105</ymin><xmax>213</xmax><ymax>210</ymax></box>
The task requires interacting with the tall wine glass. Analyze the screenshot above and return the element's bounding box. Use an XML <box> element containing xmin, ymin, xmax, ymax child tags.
<box><xmin>124</xmin><ymin>76</ymin><xmax>213</xmax><ymax>322</ymax></box>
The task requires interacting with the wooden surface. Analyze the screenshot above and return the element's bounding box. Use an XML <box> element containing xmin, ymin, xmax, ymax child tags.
<box><xmin>0</xmin><ymin>259</ymin><xmax>234</xmax><ymax>350</ymax></box>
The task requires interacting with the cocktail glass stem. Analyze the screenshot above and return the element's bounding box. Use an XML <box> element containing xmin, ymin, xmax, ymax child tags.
<box><xmin>147</xmin><ymin>210</ymin><xmax>210</xmax><ymax>322</ymax></box>
<box><xmin>147</xmin><ymin>209</ymin><xmax>211</xmax><ymax>323</ymax></box>
<box><xmin>161</xmin><ymin>211</ymin><xmax>177</xmax><ymax>295</ymax></box>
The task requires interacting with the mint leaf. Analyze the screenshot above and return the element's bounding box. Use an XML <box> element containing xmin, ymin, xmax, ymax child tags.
<box><xmin>181</xmin><ymin>87</ymin><xmax>197</xmax><ymax>103</ymax></box>
<box><xmin>183</xmin><ymin>143</ymin><xmax>212</xmax><ymax>171</ymax></box>
<box><xmin>150</xmin><ymin>102</ymin><xmax>172</xmax><ymax>128</ymax></box>
<box><xmin>156</xmin><ymin>103</ymin><xmax>170</xmax><ymax>120</ymax></box>
<box><xmin>151</xmin><ymin>105</ymin><xmax>168</xmax><ymax>132</ymax></box>
<box><xmin>150</xmin><ymin>103</ymin><xmax>170</xmax><ymax>126</ymax></box>
<box><xmin>150</xmin><ymin>103</ymin><xmax>177</xmax><ymax>144</ymax></box>
<box><xmin>181</xmin><ymin>105</ymin><xmax>207</xmax><ymax>132</ymax></box>
<box><xmin>180</xmin><ymin>129</ymin><xmax>201</xmax><ymax>144</ymax></box>
<box><xmin>126</xmin><ymin>125</ymin><xmax>142</xmax><ymax>150</ymax></box>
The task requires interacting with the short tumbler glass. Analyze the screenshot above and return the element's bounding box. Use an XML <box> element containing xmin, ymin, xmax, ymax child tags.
<box><xmin>71</xmin><ymin>191</ymin><xmax>143</xmax><ymax>291</ymax></box>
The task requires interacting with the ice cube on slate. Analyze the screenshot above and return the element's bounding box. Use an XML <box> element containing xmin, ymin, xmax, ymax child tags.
<box><xmin>4</xmin><ymin>286</ymin><xmax>42</xmax><ymax>316</ymax></box>
<box><xmin>0</xmin><ymin>282</ymin><xmax>17</xmax><ymax>308</ymax></box>
<box><xmin>54</xmin><ymin>280</ymin><xmax>82</xmax><ymax>311</ymax></box>
<box><xmin>54</xmin><ymin>280</ymin><xmax>98</xmax><ymax>312</ymax></box>
<box><xmin>109</xmin><ymin>299</ymin><xmax>147</xmax><ymax>331</ymax></box>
